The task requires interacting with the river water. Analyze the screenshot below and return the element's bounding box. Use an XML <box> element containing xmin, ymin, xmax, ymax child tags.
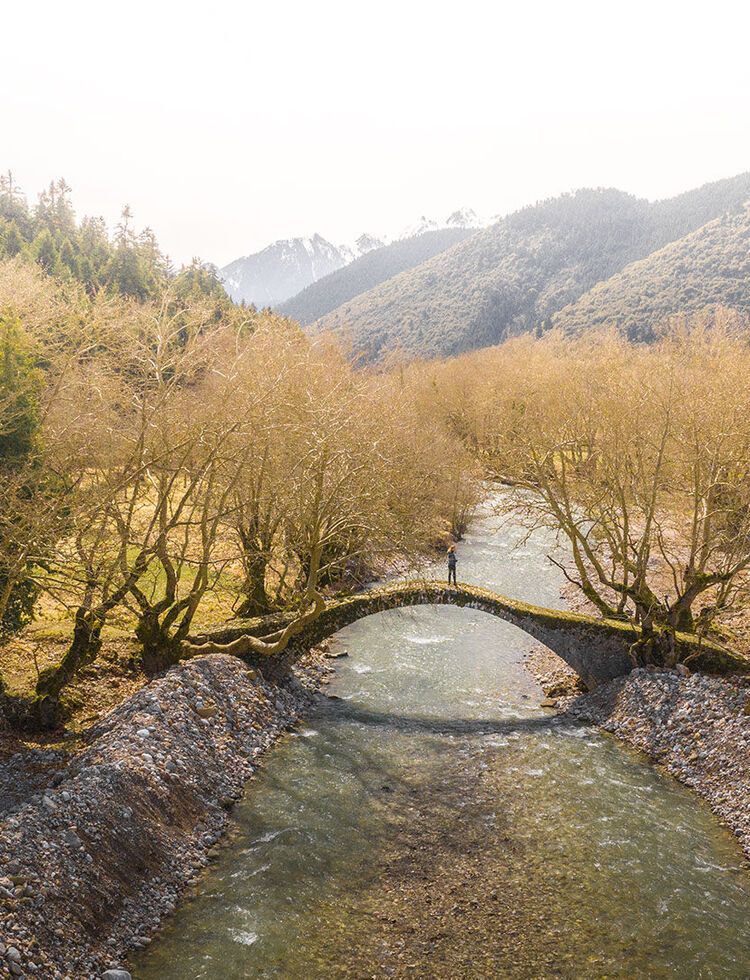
<box><xmin>136</xmin><ymin>506</ymin><xmax>750</xmax><ymax>978</ymax></box>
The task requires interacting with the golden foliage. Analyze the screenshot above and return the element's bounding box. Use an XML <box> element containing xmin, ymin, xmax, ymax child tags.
<box><xmin>421</xmin><ymin>315</ymin><xmax>750</xmax><ymax>638</ymax></box>
<box><xmin>0</xmin><ymin>259</ymin><xmax>476</xmax><ymax>715</ymax></box>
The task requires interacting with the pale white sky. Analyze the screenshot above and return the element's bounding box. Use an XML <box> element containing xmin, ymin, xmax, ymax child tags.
<box><xmin>3</xmin><ymin>0</ymin><xmax>750</xmax><ymax>267</ymax></box>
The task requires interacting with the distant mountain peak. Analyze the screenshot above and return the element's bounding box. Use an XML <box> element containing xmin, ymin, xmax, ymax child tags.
<box><xmin>446</xmin><ymin>208</ymin><xmax>480</xmax><ymax>229</ymax></box>
<box><xmin>278</xmin><ymin>224</ymin><xmax>476</xmax><ymax>326</ymax></box>
<box><xmin>397</xmin><ymin>216</ymin><xmax>440</xmax><ymax>240</ymax></box>
<box><xmin>397</xmin><ymin>210</ymin><xmax>480</xmax><ymax>240</ymax></box>
<box><xmin>220</xmin><ymin>233</ymin><xmax>351</xmax><ymax>307</ymax></box>
<box><xmin>219</xmin><ymin>211</ymin><xmax>481</xmax><ymax>308</ymax></box>
<box><xmin>354</xmin><ymin>232</ymin><xmax>385</xmax><ymax>255</ymax></box>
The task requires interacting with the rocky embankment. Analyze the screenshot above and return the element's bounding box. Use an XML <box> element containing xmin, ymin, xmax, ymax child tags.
<box><xmin>0</xmin><ymin>652</ymin><xmax>331</xmax><ymax>979</ymax></box>
<box><xmin>528</xmin><ymin>646</ymin><xmax>750</xmax><ymax>860</ymax></box>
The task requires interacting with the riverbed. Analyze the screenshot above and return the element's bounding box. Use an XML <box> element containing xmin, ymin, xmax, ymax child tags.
<box><xmin>135</xmin><ymin>507</ymin><xmax>750</xmax><ymax>978</ymax></box>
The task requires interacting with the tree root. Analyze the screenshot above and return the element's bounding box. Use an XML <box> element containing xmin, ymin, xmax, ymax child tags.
<box><xmin>179</xmin><ymin>590</ymin><xmax>326</xmax><ymax>660</ymax></box>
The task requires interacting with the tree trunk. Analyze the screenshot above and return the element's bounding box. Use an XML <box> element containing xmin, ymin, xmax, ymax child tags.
<box><xmin>670</xmin><ymin>604</ymin><xmax>695</xmax><ymax>632</ymax></box>
<box><xmin>237</xmin><ymin>552</ymin><xmax>272</xmax><ymax>617</ymax></box>
<box><xmin>136</xmin><ymin>613</ymin><xmax>182</xmax><ymax>674</ymax></box>
<box><xmin>34</xmin><ymin>607</ymin><xmax>104</xmax><ymax>728</ymax></box>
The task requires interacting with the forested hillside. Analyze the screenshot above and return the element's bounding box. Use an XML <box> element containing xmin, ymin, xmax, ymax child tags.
<box><xmin>552</xmin><ymin>206</ymin><xmax>750</xmax><ymax>339</ymax></box>
<box><xmin>278</xmin><ymin>227</ymin><xmax>473</xmax><ymax>325</ymax></box>
<box><xmin>0</xmin><ymin>172</ymin><xmax>226</xmax><ymax>302</ymax></box>
<box><xmin>314</xmin><ymin>173</ymin><xmax>750</xmax><ymax>362</ymax></box>
<box><xmin>649</xmin><ymin>173</ymin><xmax>750</xmax><ymax>243</ymax></box>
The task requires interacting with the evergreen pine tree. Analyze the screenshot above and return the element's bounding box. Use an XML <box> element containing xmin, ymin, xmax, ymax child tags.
<box><xmin>0</xmin><ymin>315</ymin><xmax>42</xmax><ymax>636</ymax></box>
<box><xmin>0</xmin><ymin>171</ymin><xmax>31</xmax><ymax>237</ymax></box>
<box><xmin>32</xmin><ymin>228</ymin><xmax>61</xmax><ymax>275</ymax></box>
<box><xmin>0</xmin><ymin>220</ymin><xmax>24</xmax><ymax>258</ymax></box>
<box><xmin>59</xmin><ymin>237</ymin><xmax>79</xmax><ymax>279</ymax></box>
<box><xmin>79</xmin><ymin>215</ymin><xmax>112</xmax><ymax>289</ymax></box>
<box><xmin>4</xmin><ymin>221</ymin><xmax>23</xmax><ymax>257</ymax></box>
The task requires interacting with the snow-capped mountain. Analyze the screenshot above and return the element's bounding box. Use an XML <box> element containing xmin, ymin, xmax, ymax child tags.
<box><xmin>445</xmin><ymin>208</ymin><xmax>480</xmax><ymax>229</ymax></box>
<box><xmin>219</xmin><ymin>234</ymin><xmax>352</xmax><ymax>307</ymax></box>
<box><xmin>219</xmin><ymin>213</ymin><xmax>481</xmax><ymax>308</ymax></box>
<box><xmin>395</xmin><ymin>209</ymin><xmax>482</xmax><ymax>241</ymax></box>
<box><xmin>352</xmin><ymin>232</ymin><xmax>386</xmax><ymax>256</ymax></box>
<box><xmin>396</xmin><ymin>215</ymin><xmax>440</xmax><ymax>239</ymax></box>
<box><xmin>278</xmin><ymin>223</ymin><xmax>477</xmax><ymax>327</ymax></box>
<box><xmin>219</xmin><ymin>232</ymin><xmax>386</xmax><ymax>307</ymax></box>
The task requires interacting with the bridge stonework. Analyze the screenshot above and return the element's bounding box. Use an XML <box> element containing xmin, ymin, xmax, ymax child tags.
<box><xmin>193</xmin><ymin>581</ymin><xmax>746</xmax><ymax>689</ymax></box>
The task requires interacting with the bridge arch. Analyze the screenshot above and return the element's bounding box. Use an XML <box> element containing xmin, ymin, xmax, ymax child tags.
<box><xmin>193</xmin><ymin>581</ymin><xmax>742</xmax><ymax>689</ymax></box>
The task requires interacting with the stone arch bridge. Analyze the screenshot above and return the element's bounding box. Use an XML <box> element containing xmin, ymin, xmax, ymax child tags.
<box><xmin>192</xmin><ymin>581</ymin><xmax>744</xmax><ymax>689</ymax></box>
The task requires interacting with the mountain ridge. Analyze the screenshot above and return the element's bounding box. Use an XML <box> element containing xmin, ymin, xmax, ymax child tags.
<box><xmin>278</xmin><ymin>227</ymin><xmax>475</xmax><ymax>326</ymax></box>
<box><xmin>551</xmin><ymin>204</ymin><xmax>750</xmax><ymax>338</ymax></box>
<box><xmin>311</xmin><ymin>173</ymin><xmax>750</xmax><ymax>361</ymax></box>
<box><xmin>219</xmin><ymin>210</ymin><xmax>481</xmax><ymax>308</ymax></box>
<box><xmin>219</xmin><ymin>233</ymin><xmax>351</xmax><ymax>307</ymax></box>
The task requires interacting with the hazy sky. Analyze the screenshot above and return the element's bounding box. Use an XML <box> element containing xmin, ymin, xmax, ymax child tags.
<box><xmin>4</xmin><ymin>0</ymin><xmax>750</xmax><ymax>267</ymax></box>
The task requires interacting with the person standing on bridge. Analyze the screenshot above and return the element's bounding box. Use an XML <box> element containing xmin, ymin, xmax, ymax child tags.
<box><xmin>447</xmin><ymin>545</ymin><xmax>458</xmax><ymax>586</ymax></box>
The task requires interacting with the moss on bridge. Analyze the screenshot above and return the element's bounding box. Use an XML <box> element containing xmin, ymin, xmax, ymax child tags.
<box><xmin>192</xmin><ymin>580</ymin><xmax>748</xmax><ymax>688</ymax></box>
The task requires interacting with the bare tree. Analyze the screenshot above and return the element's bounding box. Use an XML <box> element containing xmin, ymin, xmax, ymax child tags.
<box><xmin>1</xmin><ymin>259</ymin><xmax>485</xmax><ymax>725</ymax></box>
<box><xmin>426</xmin><ymin>315</ymin><xmax>750</xmax><ymax>656</ymax></box>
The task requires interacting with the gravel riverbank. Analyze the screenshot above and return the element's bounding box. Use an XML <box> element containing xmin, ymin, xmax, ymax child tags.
<box><xmin>0</xmin><ymin>652</ymin><xmax>331</xmax><ymax>979</ymax></box>
<box><xmin>528</xmin><ymin>645</ymin><xmax>750</xmax><ymax>861</ymax></box>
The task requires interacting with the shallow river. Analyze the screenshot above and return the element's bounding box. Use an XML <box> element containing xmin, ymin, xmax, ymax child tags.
<box><xmin>137</xmin><ymin>507</ymin><xmax>750</xmax><ymax>978</ymax></box>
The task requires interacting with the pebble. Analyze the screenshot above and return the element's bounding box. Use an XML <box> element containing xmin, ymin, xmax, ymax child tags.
<box><xmin>63</xmin><ymin>829</ymin><xmax>84</xmax><ymax>849</ymax></box>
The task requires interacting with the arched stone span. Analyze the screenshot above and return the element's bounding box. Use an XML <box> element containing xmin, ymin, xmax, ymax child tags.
<box><xmin>193</xmin><ymin>581</ymin><xmax>745</xmax><ymax>689</ymax></box>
